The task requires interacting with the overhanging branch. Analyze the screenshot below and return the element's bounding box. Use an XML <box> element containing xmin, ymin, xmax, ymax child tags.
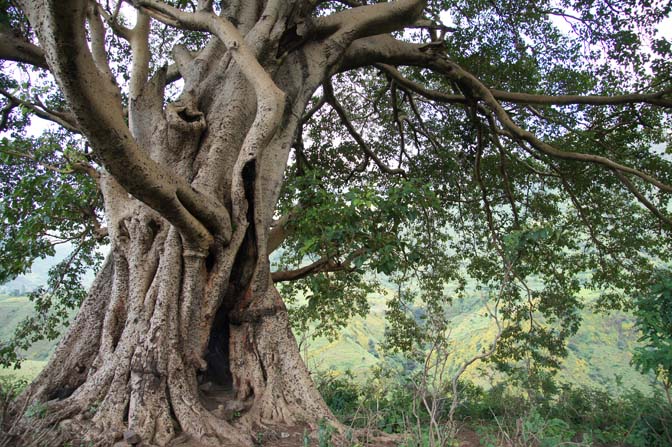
<box><xmin>323</xmin><ymin>80</ymin><xmax>405</xmax><ymax>176</ymax></box>
<box><xmin>378</xmin><ymin>63</ymin><xmax>672</xmax><ymax>109</ymax></box>
<box><xmin>437</xmin><ymin>60</ymin><xmax>672</xmax><ymax>195</ymax></box>
<box><xmin>18</xmin><ymin>0</ymin><xmax>232</xmax><ymax>250</ymax></box>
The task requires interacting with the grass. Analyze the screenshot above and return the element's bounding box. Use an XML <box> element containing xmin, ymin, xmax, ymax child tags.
<box><xmin>0</xmin><ymin>360</ymin><xmax>46</xmax><ymax>381</ymax></box>
<box><xmin>313</xmin><ymin>369</ymin><xmax>672</xmax><ymax>447</ymax></box>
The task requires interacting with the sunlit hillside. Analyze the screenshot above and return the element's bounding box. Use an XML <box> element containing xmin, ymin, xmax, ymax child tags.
<box><xmin>0</xmin><ymin>285</ymin><xmax>654</xmax><ymax>394</ymax></box>
<box><xmin>295</xmin><ymin>289</ymin><xmax>652</xmax><ymax>394</ymax></box>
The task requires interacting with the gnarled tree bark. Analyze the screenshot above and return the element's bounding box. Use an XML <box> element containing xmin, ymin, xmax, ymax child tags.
<box><xmin>6</xmin><ymin>1</ymin><xmax>426</xmax><ymax>445</ymax></box>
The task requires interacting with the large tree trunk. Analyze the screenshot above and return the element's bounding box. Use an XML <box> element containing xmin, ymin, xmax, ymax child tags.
<box><xmin>7</xmin><ymin>1</ymin><xmax>426</xmax><ymax>444</ymax></box>
<box><xmin>16</xmin><ymin>214</ymin><xmax>332</xmax><ymax>447</ymax></box>
<box><xmin>10</xmin><ymin>13</ymin><xmax>338</xmax><ymax>447</ymax></box>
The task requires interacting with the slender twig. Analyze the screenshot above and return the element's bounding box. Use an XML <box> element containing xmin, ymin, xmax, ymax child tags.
<box><xmin>323</xmin><ymin>80</ymin><xmax>405</xmax><ymax>176</ymax></box>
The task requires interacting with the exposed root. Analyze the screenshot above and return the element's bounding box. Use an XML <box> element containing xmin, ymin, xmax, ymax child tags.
<box><xmin>169</xmin><ymin>352</ymin><xmax>255</xmax><ymax>447</ymax></box>
<box><xmin>10</xmin><ymin>215</ymin><xmax>338</xmax><ymax>447</ymax></box>
<box><xmin>11</xmin><ymin>257</ymin><xmax>114</xmax><ymax>416</ymax></box>
<box><xmin>230</xmin><ymin>286</ymin><xmax>338</xmax><ymax>431</ymax></box>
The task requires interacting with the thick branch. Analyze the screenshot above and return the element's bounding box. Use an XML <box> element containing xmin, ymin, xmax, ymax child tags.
<box><xmin>272</xmin><ymin>257</ymin><xmax>334</xmax><ymax>282</ymax></box>
<box><xmin>340</xmin><ymin>34</ymin><xmax>439</xmax><ymax>72</ymax></box>
<box><xmin>267</xmin><ymin>209</ymin><xmax>298</xmax><ymax>254</ymax></box>
<box><xmin>19</xmin><ymin>0</ymin><xmax>231</xmax><ymax>250</ymax></box>
<box><xmin>129</xmin><ymin>11</ymin><xmax>152</xmax><ymax>100</ymax></box>
<box><xmin>271</xmin><ymin>248</ymin><xmax>364</xmax><ymax>282</ymax></box>
<box><xmin>0</xmin><ymin>28</ymin><xmax>48</xmax><ymax>69</ymax></box>
<box><xmin>313</xmin><ymin>0</ymin><xmax>426</xmax><ymax>42</ymax></box>
<box><xmin>86</xmin><ymin>2</ymin><xmax>114</xmax><ymax>79</ymax></box>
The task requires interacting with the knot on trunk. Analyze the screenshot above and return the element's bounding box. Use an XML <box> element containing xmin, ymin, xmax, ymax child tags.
<box><xmin>166</xmin><ymin>101</ymin><xmax>206</xmax><ymax>136</ymax></box>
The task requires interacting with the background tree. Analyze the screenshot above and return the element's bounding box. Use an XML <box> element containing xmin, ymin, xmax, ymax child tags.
<box><xmin>631</xmin><ymin>269</ymin><xmax>672</xmax><ymax>406</ymax></box>
<box><xmin>0</xmin><ymin>0</ymin><xmax>671</xmax><ymax>445</ymax></box>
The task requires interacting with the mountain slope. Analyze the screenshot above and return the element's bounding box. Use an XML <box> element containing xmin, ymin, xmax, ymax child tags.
<box><xmin>0</xmin><ymin>289</ymin><xmax>653</xmax><ymax>394</ymax></box>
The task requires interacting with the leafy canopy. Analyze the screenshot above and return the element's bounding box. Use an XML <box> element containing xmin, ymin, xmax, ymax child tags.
<box><xmin>631</xmin><ymin>270</ymin><xmax>672</xmax><ymax>399</ymax></box>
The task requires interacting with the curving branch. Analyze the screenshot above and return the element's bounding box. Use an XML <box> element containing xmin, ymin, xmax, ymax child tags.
<box><xmin>0</xmin><ymin>87</ymin><xmax>81</xmax><ymax>133</ymax></box>
<box><xmin>272</xmin><ymin>257</ymin><xmax>335</xmax><ymax>283</ymax></box>
<box><xmin>378</xmin><ymin>63</ymin><xmax>672</xmax><ymax>109</ymax></box>
<box><xmin>426</xmin><ymin>60</ymin><xmax>672</xmax><ymax>195</ymax></box>
<box><xmin>377</xmin><ymin>63</ymin><xmax>466</xmax><ymax>104</ymax></box>
<box><xmin>17</xmin><ymin>0</ymin><xmax>232</xmax><ymax>250</ymax></box>
<box><xmin>131</xmin><ymin>1</ymin><xmax>286</xmax><ymax>222</ymax></box>
<box><xmin>301</xmin><ymin>95</ymin><xmax>327</xmax><ymax>125</ymax></box>
<box><xmin>613</xmin><ymin>171</ymin><xmax>672</xmax><ymax>228</ymax></box>
<box><xmin>323</xmin><ymin>80</ymin><xmax>405</xmax><ymax>176</ymax></box>
<box><xmin>132</xmin><ymin>0</ymin><xmax>290</xmax><ymax>291</ymax></box>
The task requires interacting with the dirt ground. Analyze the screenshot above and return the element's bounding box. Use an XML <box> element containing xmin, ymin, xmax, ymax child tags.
<box><xmin>245</xmin><ymin>424</ymin><xmax>484</xmax><ymax>447</ymax></box>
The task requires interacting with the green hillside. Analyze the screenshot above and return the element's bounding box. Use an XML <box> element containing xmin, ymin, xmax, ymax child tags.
<box><xmin>0</xmin><ymin>294</ymin><xmax>55</xmax><ymax>362</ymax></box>
<box><xmin>299</xmin><ymin>290</ymin><xmax>652</xmax><ymax>394</ymax></box>
<box><xmin>0</xmin><ymin>289</ymin><xmax>654</xmax><ymax>394</ymax></box>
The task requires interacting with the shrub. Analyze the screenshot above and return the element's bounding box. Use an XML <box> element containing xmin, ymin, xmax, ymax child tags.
<box><xmin>0</xmin><ymin>375</ymin><xmax>28</xmax><ymax>428</ymax></box>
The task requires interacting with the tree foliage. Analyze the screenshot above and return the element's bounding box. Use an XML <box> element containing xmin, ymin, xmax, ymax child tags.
<box><xmin>631</xmin><ymin>270</ymin><xmax>672</xmax><ymax>403</ymax></box>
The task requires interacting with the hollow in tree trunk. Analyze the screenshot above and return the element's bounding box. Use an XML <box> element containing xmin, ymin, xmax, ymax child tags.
<box><xmin>18</xmin><ymin>213</ymin><xmax>333</xmax><ymax>446</ymax></box>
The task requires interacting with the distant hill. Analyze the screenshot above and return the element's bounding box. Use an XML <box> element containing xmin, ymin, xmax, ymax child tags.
<box><xmin>0</xmin><ymin>243</ymin><xmax>97</xmax><ymax>296</ymax></box>
<box><xmin>0</xmin><ymin>252</ymin><xmax>655</xmax><ymax>394</ymax></box>
<box><xmin>297</xmin><ymin>289</ymin><xmax>653</xmax><ymax>394</ymax></box>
